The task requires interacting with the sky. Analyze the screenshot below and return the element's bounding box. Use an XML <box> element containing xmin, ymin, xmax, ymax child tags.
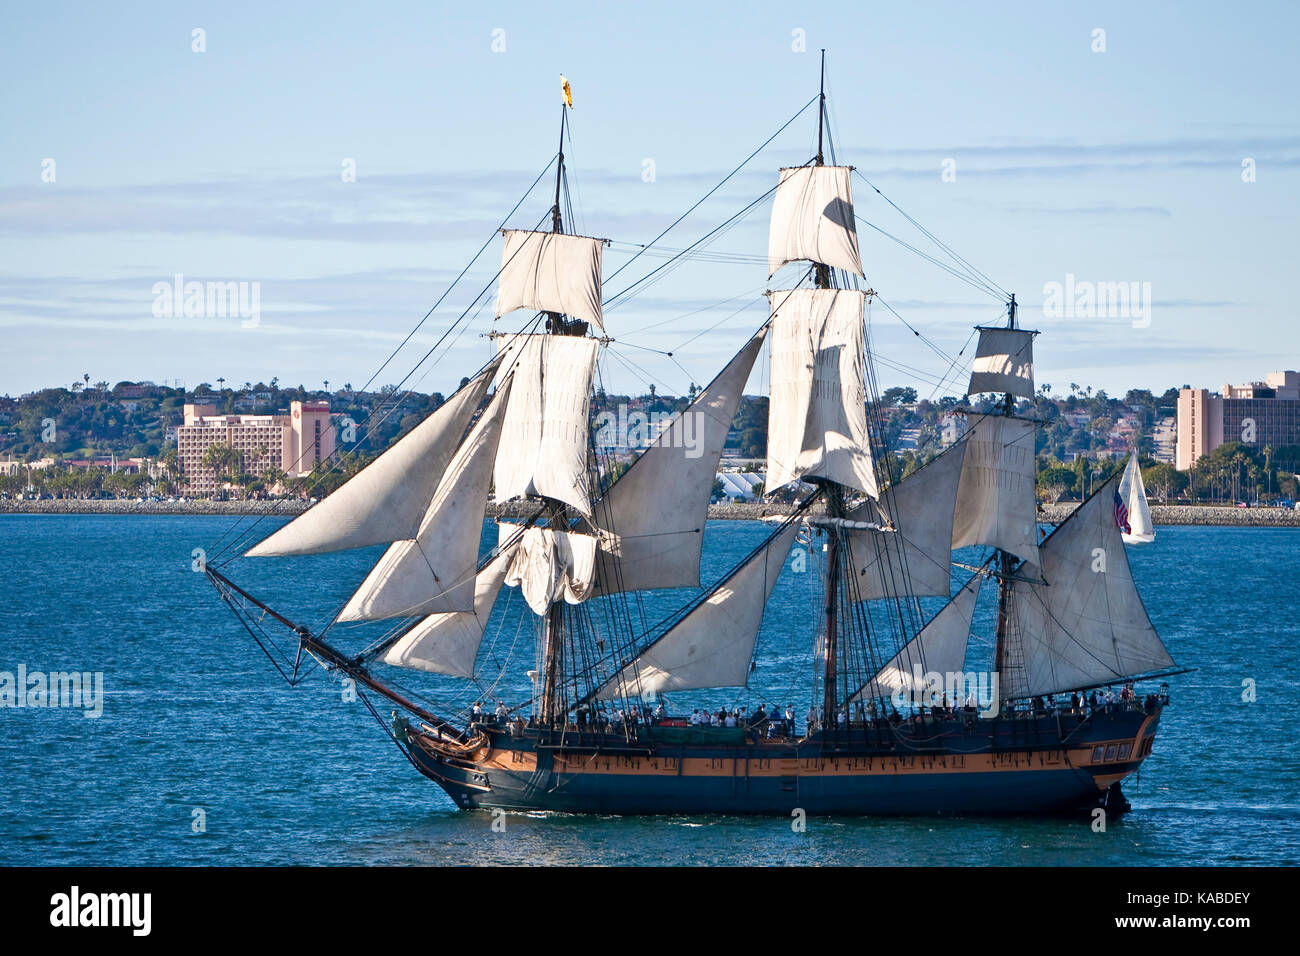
<box><xmin>1</xmin><ymin>0</ymin><xmax>1297</xmax><ymax>402</ymax></box>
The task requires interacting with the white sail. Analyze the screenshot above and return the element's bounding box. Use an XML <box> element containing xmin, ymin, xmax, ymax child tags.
<box><xmin>852</xmin><ymin>574</ymin><xmax>982</xmax><ymax>701</ymax></box>
<box><xmin>337</xmin><ymin>380</ymin><xmax>512</xmax><ymax>621</ymax></box>
<box><xmin>496</xmin><ymin>230</ymin><xmax>605</xmax><ymax>331</ymax></box>
<box><xmin>951</xmin><ymin>414</ymin><xmax>1040</xmax><ymax>568</ymax></box>
<box><xmin>504</xmin><ymin>525</ymin><xmax>598</xmax><ymax>615</ymax></box>
<box><xmin>767</xmin><ymin>165</ymin><xmax>863</xmax><ymax>277</ymax></box>
<box><xmin>765</xmin><ymin>288</ymin><xmax>877</xmax><ymax>498</ymax></box>
<box><xmin>967</xmin><ymin>327</ymin><xmax>1036</xmax><ymax>400</ymax></box>
<box><xmin>493</xmin><ymin>334</ymin><xmax>600</xmax><ymax>517</ymax></box>
<box><xmin>1012</xmin><ymin>477</ymin><xmax>1174</xmax><ymax>698</ymax></box>
<box><xmin>381</xmin><ymin>543</ymin><xmax>518</xmax><ymax>677</ymax></box>
<box><xmin>592</xmin><ymin>522</ymin><xmax>799</xmax><ymax>699</ymax></box>
<box><xmin>842</xmin><ymin>442</ymin><xmax>967</xmax><ymax>601</ymax></box>
<box><xmin>244</xmin><ymin>363</ymin><xmax>498</xmax><ymax>557</ymax></box>
<box><xmin>586</xmin><ymin>329</ymin><xmax>768</xmax><ymax>594</ymax></box>
<box><xmin>1119</xmin><ymin>452</ymin><xmax>1155</xmax><ymax>544</ymax></box>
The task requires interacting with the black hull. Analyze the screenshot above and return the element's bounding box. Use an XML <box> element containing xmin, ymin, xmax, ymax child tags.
<box><xmin>406</xmin><ymin>705</ymin><xmax>1161</xmax><ymax>817</ymax></box>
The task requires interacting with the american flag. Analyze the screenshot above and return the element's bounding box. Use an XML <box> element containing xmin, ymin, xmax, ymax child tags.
<box><xmin>1113</xmin><ymin>488</ymin><xmax>1131</xmax><ymax>535</ymax></box>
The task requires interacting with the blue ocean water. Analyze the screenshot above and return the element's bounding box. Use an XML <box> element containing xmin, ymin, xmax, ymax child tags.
<box><xmin>1</xmin><ymin>514</ymin><xmax>1297</xmax><ymax>866</ymax></box>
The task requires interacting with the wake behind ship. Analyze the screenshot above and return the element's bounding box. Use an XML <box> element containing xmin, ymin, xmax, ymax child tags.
<box><xmin>205</xmin><ymin>60</ymin><xmax>1183</xmax><ymax>818</ymax></box>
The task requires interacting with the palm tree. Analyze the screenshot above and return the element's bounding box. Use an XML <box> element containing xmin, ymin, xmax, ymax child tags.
<box><xmin>1263</xmin><ymin>445</ymin><xmax>1274</xmax><ymax>497</ymax></box>
<box><xmin>201</xmin><ymin>443</ymin><xmax>242</xmax><ymax>497</ymax></box>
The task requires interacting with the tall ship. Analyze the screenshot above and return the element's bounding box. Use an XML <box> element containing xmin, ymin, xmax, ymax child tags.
<box><xmin>205</xmin><ymin>63</ymin><xmax>1184</xmax><ymax>816</ymax></box>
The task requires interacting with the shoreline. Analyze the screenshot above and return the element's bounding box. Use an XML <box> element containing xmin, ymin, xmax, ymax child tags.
<box><xmin>2</xmin><ymin>498</ymin><xmax>1298</xmax><ymax>527</ymax></box>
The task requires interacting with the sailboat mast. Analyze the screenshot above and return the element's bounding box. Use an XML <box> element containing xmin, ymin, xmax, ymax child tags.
<box><xmin>539</xmin><ymin>101</ymin><xmax>577</xmax><ymax>727</ymax></box>
<box><xmin>552</xmin><ymin>104</ymin><xmax>565</xmax><ymax>234</ymax></box>
<box><xmin>810</xmin><ymin>54</ymin><xmax>843</xmax><ymax>725</ymax></box>
<box><xmin>993</xmin><ymin>292</ymin><xmax>1018</xmax><ymax>694</ymax></box>
<box><xmin>814</xmin><ymin>50</ymin><xmax>831</xmax><ymax>289</ymax></box>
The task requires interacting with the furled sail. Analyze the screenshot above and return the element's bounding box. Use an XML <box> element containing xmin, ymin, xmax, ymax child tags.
<box><xmin>585</xmin><ymin>329</ymin><xmax>768</xmax><ymax>594</ymax></box>
<box><xmin>967</xmin><ymin>327</ymin><xmax>1036</xmax><ymax>400</ymax></box>
<box><xmin>504</xmin><ymin>525</ymin><xmax>599</xmax><ymax>615</ymax></box>
<box><xmin>1119</xmin><ymin>453</ymin><xmax>1155</xmax><ymax>544</ymax></box>
<box><xmin>244</xmin><ymin>362</ymin><xmax>499</xmax><ymax>557</ymax></box>
<box><xmin>767</xmin><ymin>165</ymin><xmax>864</xmax><ymax>277</ymax></box>
<box><xmin>951</xmin><ymin>413</ymin><xmax>1040</xmax><ymax>567</ymax></box>
<box><xmin>841</xmin><ymin>442</ymin><xmax>967</xmax><ymax>601</ymax></box>
<box><xmin>337</xmin><ymin>379</ymin><xmax>512</xmax><ymax>621</ymax></box>
<box><xmin>765</xmin><ymin>288</ymin><xmax>876</xmax><ymax>498</ymax></box>
<box><xmin>381</xmin><ymin>543</ymin><xmax>518</xmax><ymax>677</ymax></box>
<box><xmin>592</xmin><ymin>522</ymin><xmax>799</xmax><ymax>699</ymax></box>
<box><xmin>496</xmin><ymin>229</ymin><xmax>606</xmax><ymax>331</ymax></box>
<box><xmin>1011</xmin><ymin>477</ymin><xmax>1174</xmax><ymax>697</ymax></box>
<box><xmin>851</xmin><ymin>574</ymin><xmax>982</xmax><ymax>702</ymax></box>
<box><xmin>493</xmin><ymin>334</ymin><xmax>600</xmax><ymax>517</ymax></box>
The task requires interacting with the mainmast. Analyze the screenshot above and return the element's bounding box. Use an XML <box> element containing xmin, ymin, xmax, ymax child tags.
<box><xmin>812</xmin><ymin>48</ymin><xmax>843</xmax><ymax>729</ymax></box>
<box><xmin>541</xmin><ymin>96</ymin><xmax>582</xmax><ymax>726</ymax></box>
<box><xmin>992</xmin><ymin>292</ymin><xmax>1023</xmax><ymax>699</ymax></box>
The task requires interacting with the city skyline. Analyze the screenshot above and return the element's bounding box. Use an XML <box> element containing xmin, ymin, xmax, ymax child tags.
<box><xmin>2</xmin><ymin>2</ymin><xmax>1298</xmax><ymax>399</ymax></box>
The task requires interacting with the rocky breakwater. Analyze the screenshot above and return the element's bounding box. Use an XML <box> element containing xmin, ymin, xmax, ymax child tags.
<box><xmin>1039</xmin><ymin>502</ymin><xmax>1300</xmax><ymax>527</ymax></box>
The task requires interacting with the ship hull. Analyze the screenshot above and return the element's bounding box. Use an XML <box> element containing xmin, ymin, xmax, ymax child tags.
<box><xmin>406</xmin><ymin>705</ymin><xmax>1161</xmax><ymax>817</ymax></box>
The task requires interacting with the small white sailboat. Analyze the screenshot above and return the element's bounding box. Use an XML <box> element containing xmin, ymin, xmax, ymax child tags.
<box><xmin>1118</xmin><ymin>452</ymin><xmax>1155</xmax><ymax>544</ymax></box>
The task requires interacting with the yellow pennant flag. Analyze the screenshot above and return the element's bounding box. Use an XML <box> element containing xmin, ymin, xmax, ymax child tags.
<box><xmin>560</xmin><ymin>74</ymin><xmax>573</xmax><ymax>109</ymax></box>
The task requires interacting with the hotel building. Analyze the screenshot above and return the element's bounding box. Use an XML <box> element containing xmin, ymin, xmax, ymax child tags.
<box><xmin>1176</xmin><ymin>371</ymin><xmax>1300</xmax><ymax>470</ymax></box>
<box><xmin>177</xmin><ymin>401</ymin><xmax>335</xmax><ymax>494</ymax></box>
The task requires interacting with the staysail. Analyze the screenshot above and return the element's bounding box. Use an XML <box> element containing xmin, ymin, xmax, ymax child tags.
<box><xmin>337</xmin><ymin>378</ymin><xmax>512</xmax><ymax>621</ymax></box>
<box><xmin>585</xmin><ymin>328</ymin><xmax>768</xmax><ymax>594</ymax></box>
<box><xmin>1011</xmin><ymin>477</ymin><xmax>1174</xmax><ymax>697</ymax></box>
<box><xmin>381</xmin><ymin>542</ymin><xmax>519</xmax><ymax>678</ymax></box>
<box><xmin>1119</xmin><ymin>452</ymin><xmax>1155</xmax><ymax>544</ymax></box>
<box><xmin>493</xmin><ymin>333</ymin><xmax>601</xmax><ymax>518</ymax></box>
<box><xmin>765</xmin><ymin>288</ymin><xmax>876</xmax><ymax>498</ymax></box>
<box><xmin>951</xmin><ymin>413</ymin><xmax>1040</xmax><ymax>568</ymax></box>
<box><xmin>768</xmin><ymin>165</ymin><xmax>864</xmax><ymax>277</ymax></box>
<box><xmin>840</xmin><ymin>441</ymin><xmax>967</xmax><ymax>601</ymax></box>
<box><xmin>592</xmin><ymin>522</ymin><xmax>799</xmax><ymax>699</ymax></box>
<box><xmin>495</xmin><ymin>229</ymin><xmax>606</xmax><ymax>331</ymax></box>
<box><xmin>851</xmin><ymin>573</ymin><xmax>982</xmax><ymax>701</ymax></box>
<box><xmin>244</xmin><ymin>362</ymin><xmax>499</xmax><ymax>557</ymax></box>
